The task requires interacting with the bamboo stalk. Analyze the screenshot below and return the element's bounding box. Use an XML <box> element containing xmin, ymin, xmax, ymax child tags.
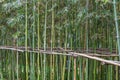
<box><xmin>25</xmin><ymin>0</ymin><xmax>28</xmax><ymax>80</ymax></box>
<box><xmin>113</xmin><ymin>0</ymin><xmax>120</xmax><ymax>58</ymax></box>
<box><xmin>43</xmin><ymin>1</ymin><xmax>47</xmax><ymax>80</ymax></box>
<box><xmin>16</xmin><ymin>22</ymin><xmax>19</xmax><ymax>80</ymax></box>
<box><xmin>70</xmin><ymin>52</ymin><xmax>120</xmax><ymax>66</ymax></box>
<box><xmin>74</xmin><ymin>57</ymin><xmax>76</xmax><ymax>80</ymax></box>
<box><xmin>30</xmin><ymin>0</ymin><xmax>36</xmax><ymax>79</ymax></box>
<box><xmin>50</xmin><ymin>0</ymin><xmax>55</xmax><ymax>79</ymax></box>
<box><xmin>62</xmin><ymin>25</ymin><xmax>67</xmax><ymax>80</ymax></box>
<box><xmin>115</xmin><ymin>57</ymin><xmax>118</xmax><ymax>80</ymax></box>
<box><xmin>85</xmin><ymin>0</ymin><xmax>89</xmax><ymax>80</ymax></box>
<box><xmin>37</xmin><ymin>0</ymin><xmax>40</xmax><ymax>80</ymax></box>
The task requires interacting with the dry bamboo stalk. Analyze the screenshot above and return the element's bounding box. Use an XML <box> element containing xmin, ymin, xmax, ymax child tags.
<box><xmin>0</xmin><ymin>46</ymin><xmax>118</xmax><ymax>57</ymax></box>
<box><xmin>0</xmin><ymin>46</ymin><xmax>120</xmax><ymax>66</ymax></box>
<box><xmin>70</xmin><ymin>52</ymin><xmax>120</xmax><ymax>66</ymax></box>
<box><xmin>1</xmin><ymin>50</ymin><xmax>120</xmax><ymax>67</ymax></box>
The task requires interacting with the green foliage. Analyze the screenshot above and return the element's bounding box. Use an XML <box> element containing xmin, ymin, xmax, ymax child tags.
<box><xmin>102</xmin><ymin>0</ymin><xmax>108</xmax><ymax>3</ymax></box>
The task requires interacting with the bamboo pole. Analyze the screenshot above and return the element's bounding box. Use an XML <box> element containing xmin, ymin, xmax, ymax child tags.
<box><xmin>0</xmin><ymin>46</ymin><xmax>119</xmax><ymax>57</ymax></box>
<box><xmin>70</xmin><ymin>52</ymin><xmax>120</xmax><ymax>66</ymax></box>
<box><xmin>50</xmin><ymin>0</ymin><xmax>55</xmax><ymax>79</ymax></box>
<box><xmin>113</xmin><ymin>0</ymin><xmax>120</xmax><ymax>58</ymax></box>
<box><xmin>30</xmin><ymin>0</ymin><xmax>36</xmax><ymax>79</ymax></box>
<box><xmin>37</xmin><ymin>0</ymin><xmax>40</xmax><ymax>80</ymax></box>
<box><xmin>85</xmin><ymin>0</ymin><xmax>89</xmax><ymax>80</ymax></box>
<box><xmin>43</xmin><ymin>1</ymin><xmax>47</xmax><ymax>80</ymax></box>
<box><xmin>25</xmin><ymin>0</ymin><xmax>28</xmax><ymax>80</ymax></box>
<box><xmin>74</xmin><ymin>57</ymin><xmax>76</xmax><ymax>80</ymax></box>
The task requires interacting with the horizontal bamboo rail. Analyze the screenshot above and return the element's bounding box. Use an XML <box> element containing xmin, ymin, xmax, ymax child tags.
<box><xmin>0</xmin><ymin>46</ymin><xmax>120</xmax><ymax>66</ymax></box>
<box><xmin>0</xmin><ymin>46</ymin><xmax>118</xmax><ymax>56</ymax></box>
<box><xmin>70</xmin><ymin>52</ymin><xmax>120</xmax><ymax>66</ymax></box>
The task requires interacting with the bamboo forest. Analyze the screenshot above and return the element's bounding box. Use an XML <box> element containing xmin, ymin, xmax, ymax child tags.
<box><xmin>0</xmin><ymin>0</ymin><xmax>120</xmax><ymax>80</ymax></box>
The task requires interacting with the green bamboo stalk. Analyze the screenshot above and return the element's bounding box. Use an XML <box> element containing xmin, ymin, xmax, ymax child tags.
<box><xmin>55</xmin><ymin>55</ymin><xmax>58</xmax><ymax>80</ymax></box>
<box><xmin>86</xmin><ymin>0</ymin><xmax>89</xmax><ymax>53</ymax></box>
<box><xmin>79</xmin><ymin>5</ymin><xmax>83</xmax><ymax>79</ymax></box>
<box><xmin>50</xmin><ymin>55</ymin><xmax>53</xmax><ymax>80</ymax></box>
<box><xmin>60</xmin><ymin>55</ymin><xmax>63</xmax><ymax>80</ymax></box>
<box><xmin>85</xmin><ymin>0</ymin><xmax>89</xmax><ymax>80</ymax></box>
<box><xmin>108</xmin><ymin>15</ymin><xmax>113</xmax><ymax>80</ymax></box>
<box><xmin>25</xmin><ymin>0</ymin><xmax>28</xmax><ymax>80</ymax></box>
<box><xmin>79</xmin><ymin>57</ymin><xmax>83</xmax><ymax>80</ymax></box>
<box><xmin>67</xmin><ymin>3</ymin><xmax>72</xmax><ymax>80</ymax></box>
<box><xmin>113</xmin><ymin>0</ymin><xmax>120</xmax><ymax>58</ymax></box>
<box><xmin>60</xmin><ymin>31</ymin><xmax>62</xmax><ymax>79</ymax></box>
<box><xmin>56</xmin><ymin>1</ymin><xmax>59</xmax><ymax>79</ymax></box>
<box><xmin>58</xmin><ymin>13</ymin><xmax>63</xmax><ymax>79</ymax></box>
<box><xmin>93</xmin><ymin>13</ymin><xmax>97</xmax><ymax>79</ymax></box>
<box><xmin>30</xmin><ymin>0</ymin><xmax>35</xmax><ymax>79</ymax></box>
<box><xmin>8</xmin><ymin>50</ymin><xmax>11</xmax><ymax>80</ymax></box>
<box><xmin>50</xmin><ymin>0</ymin><xmax>55</xmax><ymax>79</ymax></box>
<box><xmin>74</xmin><ymin>57</ymin><xmax>76</xmax><ymax>80</ymax></box>
<box><xmin>43</xmin><ymin>1</ymin><xmax>47</xmax><ymax>80</ymax></box>
<box><xmin>16</xmin><ymin>24</ymin><xmax>19</xmax><ymax>80</ymax></box>
<box><xmin>115</xmin><ymin>57</ymin><xmax>118</xmax><ymax>80</ymax></box>
<box><xmin>113</xmin><ymin>0</ymin><xmax>120</xmax><ymax>77</ymax></box>
<box><xmin>16</xmin><ymin>51</ymin><xmax>19</xmax><ymax>80</ymax></box>
<box><xmin>0</xmin><ymin>51</ymin><xmax>3</xmax><ymax>80</ymax></box>
<box><xmin>37</xmin><ymin>0</ymin><xmax>40</xmax><ymax>80</ymax></box>
<box><xmin>62</xmin><ymin>26</ymin><xmax>67</xmax><ymax>80</ymax></box>
<box><xmin>15</xmin><ymin>2</ymin><xmax>19</xmax><ymax>79</ymax></box>
<box><xmin>51</xmin><ymin>0</ymin><xmax>55</xmax><ymax>49</ymax></box>
<box><xmin>44</xmin><ymin>0</ymin><xmax>47</xmax><ymax>50</ymax></box>
<box><xmin>12</xmin><ymin>54</ymin><xmax>15</xmax><ymax>80</ymax></box>
<box><xmin>62</xmin><ymin>55</ymin><xmax>66</xmax><ymax>80</ymax></box>
<box><xmin>67</xmin><ymin>57</ymin><xmax>71</xmax><ymax>80</ymax></box>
